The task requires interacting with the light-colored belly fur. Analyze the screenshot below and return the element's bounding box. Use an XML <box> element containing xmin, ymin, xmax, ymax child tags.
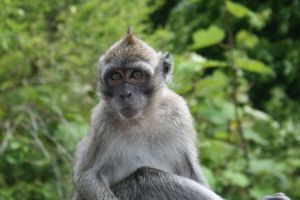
<box><xmin>98</xmin><ymin>129</ymin><xmax>186</xmax><ymax>185</ymax></box>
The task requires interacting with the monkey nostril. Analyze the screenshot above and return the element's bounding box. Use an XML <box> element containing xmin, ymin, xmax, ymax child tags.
<box><xmin>120</xmin><ymin>92</ymin><xmax>132</xmax><ymax>99</ymax></box>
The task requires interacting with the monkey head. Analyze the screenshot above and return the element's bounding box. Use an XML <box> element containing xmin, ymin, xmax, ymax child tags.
<box><xmin>98</xmin><ymin>27</ymin><xmax>172</xmax><ymax>119</ymax></box>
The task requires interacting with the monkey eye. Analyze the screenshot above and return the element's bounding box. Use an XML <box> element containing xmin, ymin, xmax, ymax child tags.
<box><xmin>110</xmin><ymin>72</ymin><xmax>122</xmax><ymax>80</ymax></box>
<box><xmin>131</xmin><ymin>70</ymin><xmax>144</xmax><ymax>78</ymax></box>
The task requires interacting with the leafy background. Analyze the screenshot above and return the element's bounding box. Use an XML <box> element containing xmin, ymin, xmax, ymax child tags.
<box><xmin>0</xmin><ymin>0</ymin><xmax>299</xmax><ymax>199</ymax></box>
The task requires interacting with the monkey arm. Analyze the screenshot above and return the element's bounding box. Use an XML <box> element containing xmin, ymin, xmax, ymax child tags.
<box><xmin>74</xmin><ymin>167</ymin><xmax>118</xmax><ymax>200</ymax></box>
<box><xmin>111</xmin><ymin>167</ymin><xmax>291</xmax><ymax>200</ymax></box>
<box><xmin>188</xmin><ymin>157</ymin><xmax>210</xmax><ymax>188</ymax></box>
<box><xmin>261</xmin><ymin>193</ymin><xmax>291</xmax><ymax>200</ymax></box>
<box><xmin>183</xmin><ymin>142</ymin><xmax>210</xmax><ymax>188</ymax></box>
<box><xmin>111</xmin><ymin>167</ymin><xmax>223</xmax><ymax>200</ymax></box>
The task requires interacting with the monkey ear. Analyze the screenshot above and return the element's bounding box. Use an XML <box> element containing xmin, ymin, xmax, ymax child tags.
<box><xmin>161</xmin><ymin>52</ymin><xmax>172</xmax><ymax>83</ymax></box>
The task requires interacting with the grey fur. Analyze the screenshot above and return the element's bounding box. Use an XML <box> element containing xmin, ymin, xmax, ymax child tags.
<box><xmin>72</xmin><ymin>86</ymin><xmax>213</xmax><ymax>199</ymax></box>
<box><xmin>72</xmin><ymin>30</ymin><xmax>291</xmax><ymax>200</ymax></box>
<box><xmin>261</xmin><ymin>193</ymin><xmax>290</xmax><ymax>200</ymax></box>
<box><xmin>111</xmin><ymin>167</ymin><xmax>222</xmax><ymax>200</ymax></box>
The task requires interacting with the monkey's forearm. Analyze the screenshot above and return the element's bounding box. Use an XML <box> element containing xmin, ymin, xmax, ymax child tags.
<box><xmin>76</xmin><ymin>170</ymin><xmax>118</xmax><ymax>200</ymax></box>
<box><xmin>261</xmin><ymin>193</ymin><xmax>291</xmax><ymax>200</ymax></box>
<box><xmin>111</xmin><ymin>167</ymin><xmax>223</xmax><ymax>200</ymax></box>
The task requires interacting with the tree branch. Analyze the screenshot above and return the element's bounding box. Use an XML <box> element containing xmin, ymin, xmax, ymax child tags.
<box><xmin>223</xmin><ymin>0</ymin><xmax>249</xmax><ymax>161</ymax></box>
<box><xmin>0</xmin><ymin>122</ymin><xmax>13</xmax><ymax>156</ymax></box>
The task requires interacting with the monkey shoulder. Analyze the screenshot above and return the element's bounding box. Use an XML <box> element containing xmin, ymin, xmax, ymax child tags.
<box><xmin>73</xmin><ymin>102</ymin><xmax>111</xmax><ymax>167</ymax></box>
<box><xmin>159</xmin><ymin>88</ymin><xmax>190</xmax><ymax>116</ymax></box>
<box><xmin>158</xmin><ymin>88</ymin><xmax>195</xmax><ymax>133</ymax></box>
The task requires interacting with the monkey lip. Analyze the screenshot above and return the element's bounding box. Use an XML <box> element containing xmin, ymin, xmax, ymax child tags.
<box><xmin>120</xmin><ymin>107</ymin><xmax>138</xmax><ymax>118</ymax></box>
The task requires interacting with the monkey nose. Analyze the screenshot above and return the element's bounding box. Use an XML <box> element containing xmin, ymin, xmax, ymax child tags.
<box><xmin>120</xmin><ymin>92</ymin><xmax>132</xmax><ymax>99</ymax></box>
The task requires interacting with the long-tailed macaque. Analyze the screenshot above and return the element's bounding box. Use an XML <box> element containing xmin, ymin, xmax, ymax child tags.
<box><xmin>72</xmin><ymin>28</ymin><xmax>290</xmax><ymax>200</ymax></box>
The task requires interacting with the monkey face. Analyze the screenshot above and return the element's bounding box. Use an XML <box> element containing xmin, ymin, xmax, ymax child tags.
<box><xmin>97</xmin><ymin>29</ymin><xmax>173</xmax><ymax>120</ymax></box>
<box><xmin>103</xmin><ymin>68</ymin><xmax>153</xmax><ymax>119</ymax></box>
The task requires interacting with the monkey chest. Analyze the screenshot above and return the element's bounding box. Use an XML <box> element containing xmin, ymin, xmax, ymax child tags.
<box><xmin>98</xmin><ymin>134</ymin><xmax>187</xmax><ymax>185</ymax></box>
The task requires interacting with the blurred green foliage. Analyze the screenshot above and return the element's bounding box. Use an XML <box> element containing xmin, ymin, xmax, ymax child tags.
<box><xmin>1</xmin><ymin>0</ymin><xmax>299</xmax><ymax>199</ymax></box>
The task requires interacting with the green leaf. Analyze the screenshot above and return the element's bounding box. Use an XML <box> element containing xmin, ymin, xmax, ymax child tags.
<box><xmin>195</xmin><ymin>71</ymin><xmax>228</xmax><ymax>97</ymax></box>
<box><xmin>192</xmin><ymin>26</ymin><xmax>225</xmax><ymax>49</ymax></box>
<box><xmin>200</xmin><ymin>140</ymin><xmax>236</xmax><ymax>163</ymax></box>
<box><xmin>249</xmin><ymin>159</ymin><xmax>274</xmax><ymax>174</ymax></box>
<box><xmin>244</xmin><ymin>106</ymin><xmax>270</xmax><ymax>121</ymax></box>
<box><xmin>171</xmin><ymin>53</ymin><xmax>203</xmax><ymax>94</ymax></box>
<box><xmin>176</xmin><ymin>53</ymin><xmax>205</xmax><ymax>74</ymax></box>
<box><xmin>226</xmin><ymin>1</ymin><xmax>250</xmax><ymax>18</ymax></box>
<box><xmin>244</xmin><ymin>128</ymin><xmax>269</xmax><ymax>145</ymax></box>
<box><xmin>234</xmin><ymin>57</ymin><xmax>273</xmax><ymax>74</ymax></box>
<box><xmin>236</xmin><ymin>30</ymin><xmax>258</xmax><ymax>49</ymax></box>
<box><xmin>201</xmin><ymin>165</ymin><xmax>217</xmax><ymax>187</ymax></box>
<box><xmin>201</xmin><ymin>60</ymin><xmax>228</xmax><ymax>68</ymax></box>
<box><xmin>226</xmin><ymin>1</ymin><xmax>269</xmax><ymax>29</ymax></box>
<box><xmin>250</xmin><ymin>184</ymin><xmax>274</xmax><ymax>200</ymax></box>
<box><xmin>223</xmin><ymin>170</ymin><xmax>250</xmax><ymax>187</ymax></box>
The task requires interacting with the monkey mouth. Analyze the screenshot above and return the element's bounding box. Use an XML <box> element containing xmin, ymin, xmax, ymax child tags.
<box><xmin>120</xmin><ymin>107</ymin><xmax>138</xmax><ymax>119</ymax></box>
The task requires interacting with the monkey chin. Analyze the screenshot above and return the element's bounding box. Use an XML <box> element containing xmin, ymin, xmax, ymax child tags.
<box><xmin>119</xmin><ymin>107</ymin><xmax>139</xmax><ymax>119</ymax></box>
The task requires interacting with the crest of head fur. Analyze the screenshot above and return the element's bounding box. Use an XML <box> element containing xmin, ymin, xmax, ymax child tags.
<box><xmin>126</xmin><ymin>26</ymin><xmax>135</xmax><ymax>45</ymax></box>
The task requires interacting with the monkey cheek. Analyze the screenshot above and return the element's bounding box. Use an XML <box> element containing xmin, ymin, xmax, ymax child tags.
<box><xmin>120</xmin><ymin>107</ymin><xmax>138</xmax><ymax>119</ymax></box>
